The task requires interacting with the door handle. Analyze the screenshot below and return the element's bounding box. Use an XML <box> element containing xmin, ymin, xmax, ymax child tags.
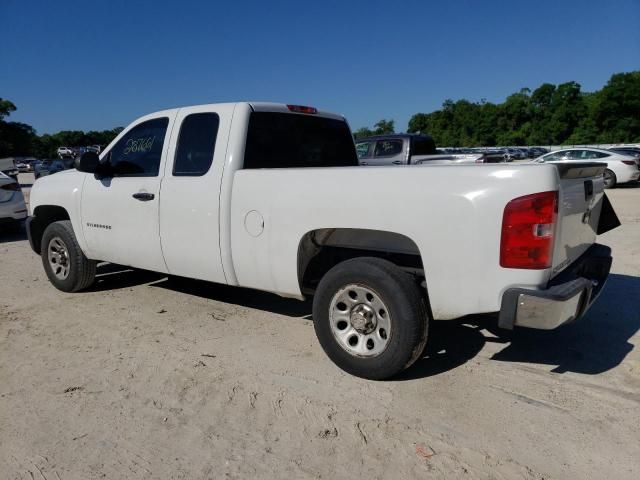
<box><xmin>132</xmin><ymin>192</ymin><xmax>155</xmax><ymax>201</ymax></box>
<box><xmin>360</xmin><ymin>161</ymin><xmax>369</xmax><ymax>166</ymax></box>
<box><xmin>392</xmin><ymin>160</ymin><xmax>402</xmax><ymax>165</ymax></box>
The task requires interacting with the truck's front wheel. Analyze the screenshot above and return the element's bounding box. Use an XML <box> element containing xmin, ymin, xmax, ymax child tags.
<box><xmin>312</xmin><ymin>257</ymin><xmax>428</xmax><ymax>380</ymax></box>
<box><xmin>41</xmin><ymin>220</ymin><xmax>96</xmax><ymax>292</ymax></box>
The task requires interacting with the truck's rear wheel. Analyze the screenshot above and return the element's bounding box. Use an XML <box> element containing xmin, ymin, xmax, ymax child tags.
<box><xmin>312</xmin><ymin>257</ymin><xmax>428</xmax><ymax>380</ymax></box>
<box><xmin>604</xmin><ymin>169</ymin><xmax>616</xmax><ymax>188</ymax></box>
<box><xmin>41</xmin><ymin>220</ymin><xmax>96</xmax><ymax>292</ymax></box>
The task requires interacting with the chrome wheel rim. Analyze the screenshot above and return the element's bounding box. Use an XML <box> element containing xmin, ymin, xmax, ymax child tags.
<box><xmin>48</xmin><ymin>236</ymin><xmax>70</xmax><ymax>280</ymax></box>
<box><xmin>329</xmin><ymin>284</ymin><xmax>391</xmax><ymax>357</ymax></box>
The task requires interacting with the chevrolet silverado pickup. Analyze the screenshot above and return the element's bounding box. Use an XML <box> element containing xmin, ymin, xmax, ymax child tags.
<box><xmin>27</xmin><ymin>102</ymin><xmax>618</xmax><ymax>379</ymax></box>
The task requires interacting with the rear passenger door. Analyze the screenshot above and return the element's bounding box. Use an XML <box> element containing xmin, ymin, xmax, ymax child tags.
<box><xmin>159</xmin><ymin>104</ymin><xmax>234</xmax><ymax>283</ymax></box>
<box><xmin>369</xmin><ymin>139</ymin><xmax>406</xmax><ymax>166</ymax></box>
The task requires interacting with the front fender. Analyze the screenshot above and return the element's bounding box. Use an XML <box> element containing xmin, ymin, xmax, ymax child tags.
<box><xmin>29</xmin><ymin>171</ymin><xmax>89</xmax><ymax>254</ymax></box>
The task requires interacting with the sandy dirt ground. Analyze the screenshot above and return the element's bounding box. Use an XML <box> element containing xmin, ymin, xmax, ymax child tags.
<box><xmin>1</xmin><ymin>174</ymin><xmax>639</xmax><ymax>479</ymax></box>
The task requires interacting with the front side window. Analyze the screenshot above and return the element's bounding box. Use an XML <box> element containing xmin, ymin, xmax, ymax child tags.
<box><xmin>374</xmin><ymin>140</ymin><xmax>403</xmax><ymax>157</ymax></box>
<box><xmin>107</xmin><ymin>118</ymin><xmax>169</xmax><ymax>176</ymax></box>
<box><xmin>542</xmin><ymin>151</ymin><xmax>566</xmax><ymax>161</ymax></box>
<box><xmin>355</xmin><ymin>141</ymin><xmax>373</xmax><ymax>159</ymax></box>
<box><xmin>173</xmin><ymin>113</ymin><xmax>220</xmax><ymax>176</ymax></box>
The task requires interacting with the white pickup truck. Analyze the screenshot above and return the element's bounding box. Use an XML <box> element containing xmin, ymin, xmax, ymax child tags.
<box><xmin>27</xmin><ymin>102</ymin><xmax>618</xmax><ymax>379</ymax></box>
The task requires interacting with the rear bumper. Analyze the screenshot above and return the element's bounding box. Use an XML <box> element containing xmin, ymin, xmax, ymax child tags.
<box><xmin>498</xmin><ymin>244</ymin><xmax>612</xmax><ymax>330</ymax></box>
<box><xmin>0</xmin><ymin>197</ymin><xmax>28</xmax><ymax>221</ymax></box>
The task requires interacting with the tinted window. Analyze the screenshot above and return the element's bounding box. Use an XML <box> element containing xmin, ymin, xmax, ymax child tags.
<box><xmin>569</xmin><ymin>150</ymin><xmax>610</xmax><ymax>160</ymax></box>
<box><xmin>412</xmin><ymin>136</ymin><xmax>436</xmax><ymax>155</ymax></box>
<box><xmin>611</xmin><ymin>148</ymin><xmax>640</xmax><ymax>156</ymax></box>
<box><xmin>543</xmin><ymin>152</ymin><xmax>566</xmax><ymax>161</ymax></box>
<box><xmin>244</xmin><ymin>112</ymin><xmax>357</xmax><ymax>169</ymax></box>
<box><xmin>355</xmin><ymin>141</ymin><xmax>372</xmax><ymax>159</ymax></box>
<box><xmin>374</xmin><ymin>140</ymin><xmax>403</xmax><ymax>157</ymax></box>
<box><xmin>108</xmin><ymin>118</ymin><xmax>168</xmax><ymax>176</ymax></box>
<box><xmin>173</xmin><ymin>113</ymin><xmax>220</xmax><ymax>176</ymax></box>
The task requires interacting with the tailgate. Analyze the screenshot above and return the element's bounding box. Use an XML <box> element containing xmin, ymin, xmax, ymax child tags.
<box><xmin>550</xmin><ymin>163</ymin><xmax>618</xmax><ymax>278</ymax></box>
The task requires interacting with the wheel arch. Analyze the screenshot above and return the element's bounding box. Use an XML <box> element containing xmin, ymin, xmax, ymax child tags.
<box><xmin>28</xmin><ymin>205</ymin><xmax>71</xmax><ymax>254</ymax></box>
<box><xmin>297</xmin><ymin>228</ymin><xmax>431</xmax><ymax>311</ymax></box>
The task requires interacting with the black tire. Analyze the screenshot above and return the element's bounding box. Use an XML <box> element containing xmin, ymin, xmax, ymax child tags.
<box><xmin>41</xmin><ymin>220</ymin><xmax>96</xmax><ymax>292</ymax></box>
<box><xmin>312</xmin><ymin>257</ymin><xmax>429</xmax><ymax>380</ymax></box>
<box><xmin>604</xmin><ymin>169</ymin><xmax>617</xmax><ymax>189</ymax></box>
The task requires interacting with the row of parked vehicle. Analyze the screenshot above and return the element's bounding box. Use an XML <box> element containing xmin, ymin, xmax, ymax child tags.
<box><xmin>13</xmin><ymin>158</ymin><xmax>74</xmax><ymax>178</ymax></box>
<box><xmin>436</xmin><ymin>146</ymin><xmax>550</xmax><ymax>160</ymax></box>
<box><xmin>355</xmin><ymin>134</ymin><xmax>640</xmax><ymax>187</ymax></box>
<box><xmin>57</xmin><ymin>145</ymin><xmax>103</xmax><ymax>159</ymax></box>
<box><xmin>2</xmin><ymin>130</ymin><xmax>639</xmax><ymax>237</ymax></box>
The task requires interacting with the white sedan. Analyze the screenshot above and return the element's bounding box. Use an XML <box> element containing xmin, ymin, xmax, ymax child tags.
<box><xmin>535</xmin><ymin>148</ymin><xmax>640</xmax><ymax>188</ymax></box>
<box><xmin>0</xmin><ymin>172</ymin><xmax>28</xmax><ymax>231</ymax></box>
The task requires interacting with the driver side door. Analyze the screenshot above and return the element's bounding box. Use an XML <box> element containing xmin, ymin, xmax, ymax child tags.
<box><xmin>80</xmin><ymin>114</ymin><xmax>175</xmax><ymax>272</ymax></box>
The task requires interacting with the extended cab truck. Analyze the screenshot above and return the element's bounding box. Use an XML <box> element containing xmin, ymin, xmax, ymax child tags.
<box><xmin>27</xmin><ymin>102</ymin><xmax>617</xmax><ymax>379</ymax></box>
<box><xmin>355</xmin><ymin>133</ymin><xmax>504</xmax><ymax>166</ymax></box>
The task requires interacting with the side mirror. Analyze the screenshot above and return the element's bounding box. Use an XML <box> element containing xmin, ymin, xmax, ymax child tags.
<box><xmin>76</xmin><ymin>151</ymin><xmax>100</xmax><ymax>173</ymax></box>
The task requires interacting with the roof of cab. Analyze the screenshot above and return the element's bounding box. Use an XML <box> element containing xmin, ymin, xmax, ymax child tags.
<box><xmin>138</xmin><ymin>102</ymin><xmax>346</xmax><ymax>123</ymax></box>
<box><xmin>248</xmin><ymin>102</ymin><xmax>346</xmax><ymax>121</ymax></box>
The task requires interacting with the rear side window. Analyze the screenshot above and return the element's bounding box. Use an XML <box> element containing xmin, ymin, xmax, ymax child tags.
<box><xmin>173</xmin><ymin>113</ymin><xmax>220</xmax><ymax>176</ymax></box>
<box><xmin>108</xmin><ymin>118</ymin><xmax>169</xmax><ymax>176</ymax></box>
<box><xmin>374</xmin><ymin>140</ymin><xmax>403</xmax><ymax>157</ymax></box>
<box><xmin>243</xmin><ymin>112</ymin><xmax>358</xmax><ymax>169</ymax></box>
<box><xmin>411</xmin><ymin>137</ymin><xmax>436</xmax><ymax>155</ymax></box>
<box><xmin>569</xmin><ymin>150</ymin><xmax>610</xmax><ymax>160</ymax></box>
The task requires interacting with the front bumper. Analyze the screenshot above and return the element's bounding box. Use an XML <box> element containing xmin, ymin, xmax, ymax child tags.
<box><xmin>498</xmin><ymin>244</ymin><xmax>612</xmax><ymax>330</ymax></box>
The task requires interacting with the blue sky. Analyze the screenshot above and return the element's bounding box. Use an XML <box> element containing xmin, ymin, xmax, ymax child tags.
<box><xmin>1</xmin><ymin>0</ymin><xmax>639</xmax><ymax>134</ymax></box>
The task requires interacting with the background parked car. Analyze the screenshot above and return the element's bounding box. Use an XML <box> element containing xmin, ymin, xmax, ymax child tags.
<box><xmin>528</xmin><ymin>147</ymin><xmax>550</xmax><ymax>158</ymax></box>
<box><xmin>57</xmin><ymin>147</ymin><xmax>75</xmax><ymax>158</ymax></box>
<box><xmin>0</xmin><ymin>157</ymin><xmax>20</xmax><ymax>180</ymax></box>
<box><xmin>608</xmin><ymin>146</ymin><xmax>640</xmax><ymax>159</ymax></box>
<box><xmin>15</xmin><ymin>161</ymin><xmax>30</xmax><ymax>173</ymax></box>
<box><xmin>0</xmin><ymin>171</ymin><xmax>28</xmax><ymax>232</ymax></box>
<box><xmin>355</xmin><ymin>134</ymin><xmax>492</xmax><ymax>165</ymax></box>
<box><xmin>34</xmin><ymin>159</ymin><xmax>67</xmax><ymax>179</ymax></box>
<box><xmin>503</xmin><ymin>148</ymin><xmax>527</xmax><ymax>161</ymax></box>
<box><xmin>536</xmin><ymin>147</ymin><xmax>640</xmax><ymax>188</ymax></box>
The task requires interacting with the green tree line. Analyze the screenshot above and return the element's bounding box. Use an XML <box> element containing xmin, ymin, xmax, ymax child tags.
<box><xmin>3</xmin><ymin>71</ymin><xmax>639</xmax><ymax>157</ymax></box>
<box><xmin>0</xmin><ymin>99</ymin><xmax>122</xmax><ymax>159</ymax></box>
<box><xmin>352</xmin><ymin>119</ymin><xmax>396</xmax><ymax>139</ymax></box>
<box><xmin>357</xmin><ymin>71</ymin><xmax>640</xmax><ymax>147</ymax></box>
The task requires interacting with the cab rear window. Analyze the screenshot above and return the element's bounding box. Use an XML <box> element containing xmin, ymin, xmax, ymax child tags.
<box><xmin>243</xmin><ymin>112</ymin><xmax>358</xmax><ymax>169</ymax></box>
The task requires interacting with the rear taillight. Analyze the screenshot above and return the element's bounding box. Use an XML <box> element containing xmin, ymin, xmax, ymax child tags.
<box><xmin>622</xmin><ymin>160</ymin><xmax>636</xmax><ymax>166</ymax></box>
<box><xmin>0</xmin><ymin>182</ymin><xmax>20</xmax><ymax>191</ymax></box>
<box><xmin>500</xmin><ymin>191</ymin><xmax>558</xmax><ymax>269</ymax></box>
